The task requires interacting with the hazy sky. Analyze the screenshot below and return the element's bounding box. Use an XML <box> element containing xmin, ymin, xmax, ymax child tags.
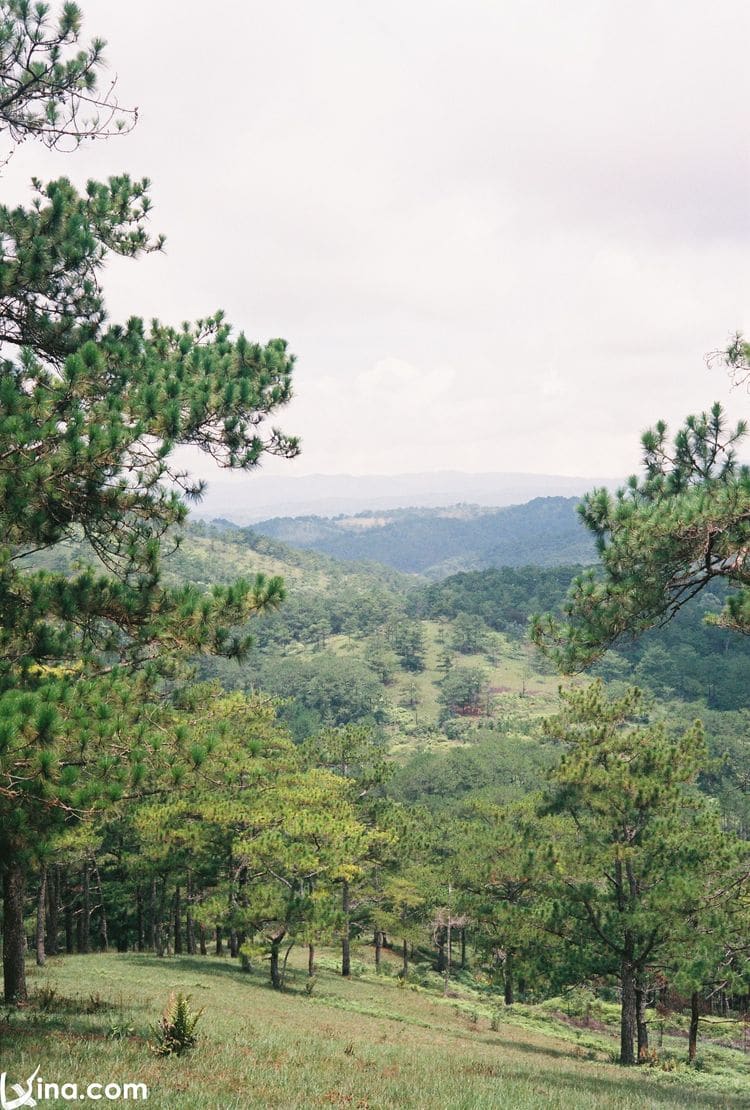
<box><xmin>8</xmin><ymin>0</ymin><xmax>750</xmax><ymax>478</ymax></box>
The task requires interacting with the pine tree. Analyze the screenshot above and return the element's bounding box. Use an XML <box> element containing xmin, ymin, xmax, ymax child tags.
<box><xmin>539</xmin><ymin>682</ymin><xmax>743</xmax><ymax>1065</ymax></box>
<box><xmin>448</xmin><ymin>613</ymin><xmax>489</xmax><ymax>655</ymax></box>
<box><xmin>302</xmin><ymin>725</ymin><xmax>392</xmax><ymax>977</ymax></box>
<box><xmin>455</xmin><ymin>801</ymin><xmax>543</xmax><ymax>1006</ymax></box>
<box><xmin>438</xmin><ymin>665</ymin><xmax>488</xmax><ymax>718</ymax></box>
<box><xmin>0</xmin><ymin>1</ymin><xmax>137</xmax><ymax>151</ymax></box>
<box><xmin>0</xmin><ymin>1</ymin><xmax>298</xmax><ymax>1003</ymax></box>
<box><xmin>532</xmin><ymin>402</ymin><xmax>750</xmax><ymax>670</ymax></box>
<box><xmin>386</xmin><ymin>618</ymin><xmax>426</xmax><ymax>673</ymax></box>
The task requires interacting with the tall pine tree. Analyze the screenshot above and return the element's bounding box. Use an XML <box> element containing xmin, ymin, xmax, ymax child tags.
<box><xmin>539</xmin><ymin>682</ymin><xmax>742</xmax><ymax>1065</ymax></box>
<box><xmin>0</xmin><ymin>2</ymin><xmax>298</xmax><ymax>1002</ymax></box>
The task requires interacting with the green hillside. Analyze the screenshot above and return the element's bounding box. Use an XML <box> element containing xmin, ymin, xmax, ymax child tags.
<box><xmin>4</xmin><ymin>2</ymin><xmax>748</xmax><ymax>1106</ymax></box>
<box><xmin>11</xmin><ymin>517</ymin><xmax>750</xmax><ymax>1099</ymax></box>
<box><xmin>7</xmin><ymin>952</ymin><xmax>748</xmax><ymax>1109</ymax></box>
<box><xmin>246</xmin><ymin>497</ymin><xmax>598</xmax><ymax>576</ymax></box>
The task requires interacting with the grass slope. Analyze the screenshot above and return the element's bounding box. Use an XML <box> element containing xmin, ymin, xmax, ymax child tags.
<box><xmin>324</xmin><ymin>619</ymin><xmax>566</xmax><ymax>757</ymax></box>
<box><xmin>27</xmin><ymin>523</ymin><xmax>414</xmax><ymax>597</ymax></box>
<box><xmin>173</xmin><ymin>526</ymin><xmax>414</xmax><ymax>591</ymax></box>
<box><xmin>3</xmin><ymin>953</ymin><xmax>748</xmax><ymax>1109</ymax></box>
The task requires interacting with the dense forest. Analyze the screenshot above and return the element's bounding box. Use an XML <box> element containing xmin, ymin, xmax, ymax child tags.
<box><xmin>1</xmin><ymin>3</ymin><xmax>749</xmax><ymax>1108</ymax></box>
<box><xmin>247</xmin><ymin>497</ymin><xmax>598</xmax><ymax>575</ymax></box>
<box><xmin>14</xmin><ymin>518</ymin><xmax>750</xmax><ymax>1056</ymax></box>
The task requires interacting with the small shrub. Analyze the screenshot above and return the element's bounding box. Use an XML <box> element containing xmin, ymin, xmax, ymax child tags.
<box><xmin>30</xmin><ymin>986</ymin><xmax>113</xmax><ymax>1015</ymax></box>
<box><xmin>33</xmin><ymin>985</ymin><xmax>58</xmax><ymax>1012</ymax></box>
<box><xmin>239</xmin><ymin>941</ymin><xmax>263</xmax><ymax>971</ymax></box>
<box><xmin>108</xmin><ymin>1020</ymin><xmax>136</xmax><ymax>1040</ymax></box>
<box><xmin>151</xmin><ymin>993</ymin><xmax>203</xmax><ymax>1057</ymax></box>
<box><xmin>490</xmin><ymin>1009</ymin><xmax>502</xmax><ymax>1032</ymax></box>
<box><xmin>559</xmin><ymin>986</ymin><xmax>598</xmax><ymax>1020</ymax></box>
<box><xmin>304</xmin><ymin>976</ymin><xmax>318</xmax><ymax>997</ymax></box>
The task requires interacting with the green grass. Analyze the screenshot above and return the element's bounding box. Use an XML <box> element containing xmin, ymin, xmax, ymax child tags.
<box><xmin>324</xmin><ymin>619</ymin><xmax>574</xmax><ymax>759</ymax></box>
<box><xmin>2</xmin><ymin>951</ymin><xmax>748</xmax><ymax>1108</ymax></box>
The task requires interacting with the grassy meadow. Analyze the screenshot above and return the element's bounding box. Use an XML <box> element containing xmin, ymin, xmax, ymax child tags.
<box><xmin>2</xmin><ymin>950</ymin><xmax>748</xmax><ymax>1109</ymax></box>
<box><xmin>324</xmin><ymin>617</ymin><xmax>569</xmax><ymax>758</ymax></box>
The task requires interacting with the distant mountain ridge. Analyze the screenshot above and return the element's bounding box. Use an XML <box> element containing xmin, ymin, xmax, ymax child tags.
<box><xmin>241</xmin><ymin>497</ymin><xmax>597</xmax><ymax>577</ymax></box>
<box><xmin>190</xmin><ymin>470</ymin><xmax>620</xmax><ymax>522</ymax></box>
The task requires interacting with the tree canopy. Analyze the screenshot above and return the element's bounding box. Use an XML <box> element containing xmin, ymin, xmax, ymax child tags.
<box><xmin>532</xmin><ymin>402</ymin><xmax>750</xmax><ymax>671</ymax></box>
<box><xmin>0</xmin><ymin>1</ymin><xmax>136</xmax><ymax>150</ymax></box>
<box><xmin>0</xmin><ymin>0</ymin><xmax>299</xmax><ymax>1003</ymax></box>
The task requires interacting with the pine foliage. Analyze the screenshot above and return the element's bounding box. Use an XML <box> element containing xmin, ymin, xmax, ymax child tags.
<box><xmin>532</xmin><ymin>402</ymin><xmax>750</xmax><ymax>670</ymax></box>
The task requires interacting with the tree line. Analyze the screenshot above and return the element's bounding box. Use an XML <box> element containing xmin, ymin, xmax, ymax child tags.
<box><xmin>21</xmin><ymin>683</ymin><xmax>750</xmax><ymax>1068</ymax></box>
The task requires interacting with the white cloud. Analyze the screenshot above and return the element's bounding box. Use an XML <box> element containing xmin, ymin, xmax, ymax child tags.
<box><xmin>7</xmin><ymin>0</ymin><xmax>749</xmax><ymax>482</ymax></box>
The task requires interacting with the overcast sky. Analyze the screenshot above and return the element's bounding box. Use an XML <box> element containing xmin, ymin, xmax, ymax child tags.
<box><xmin>8</xmin><ymin>0</ymin><xmax>750</xmax><ymax>479</ymax></box>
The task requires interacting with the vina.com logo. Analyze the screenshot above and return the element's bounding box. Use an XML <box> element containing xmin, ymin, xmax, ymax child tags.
<box><xmin>0</xmin><ymin>1068</ymin><xmax>148</xmax><ymax>1108</ymax></box>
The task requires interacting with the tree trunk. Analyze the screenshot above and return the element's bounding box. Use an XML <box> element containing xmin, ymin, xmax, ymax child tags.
<box><xmin>374</xmin><ymin>929</ymin><xmax>382</xmax><ymax>971</ymax></box>
<box><xmin>688</xmin><ymin>991</ymin><xmax>700</xmax><ymax>1063</ymax></box>
<box><xmin>186</xmin><ymin>876</ymin><xmax>196</xmax><ymax>956</ymax></box>
<box><xmin>270</xmin><ymin>938</ymin><xmax>282</xmax><ymax>990</ymax></box>
<box><xmin>402</xmin><ymin>938</ymin><xmax>408</xmax><ymax>976</ymax></box>
<box><xmin>460</xmin><ymin>927</ymin><xmax>466</xmax><ymax>970</ymax></box>
<box><xmin>620</xmin><ymin>956</ymin><xmax>637</xmax><ymax>1065</ymax></box>
<box><xmin>186</xmin><ymin>906</ymin><xmax>196</xmax><ymax>955</ymax></box>
<box><xmin>504</xmin><ymin>950</ymin><xmax>514</xmax><ymax>1006</ymax></box>
<box><xmin>341</xmin><ymin>880</ymin><xmax>351</xmax><ymax>977</ymax></box>
<box><xmin>280</xmin><ymin>941</ymin><xmax>294</xmax><ymax>989</ymax></box>
<box><xmin>215</xmin><ymin>925</ymin><xmax>223</xmax><ymax>956</ymax></box>
<box><xmin>636</xmin><ymin>981</ymin><xmax>649</xmax><ymax>1061</ymax></box>
<box><xmin>64</xmin><ymin>870</ymin><xmax>74</xmax><ymax>955</ymax></box>
<box><xmin>199</xmin><ymin>924</ymin><xmax>207</xmax><ymax>956</ymax></box>
<box><xmin>3</xmin><ymin>862</ymin><xmax>28</xmax><ymax>1004</ymax></box>
<box><xmin>99</xmin><ymin>905</ymin><xmax>108</xmax><ymax>951</ymax></box>
<box><xmin>149</xmin><ymin>879</ymin><xmax>156</xmax><ymax>950</ymax></box>
<box><xmin>436</xmin><ymin>926</ymin><xmax>447</xmax><ymax>973</ymax></box>
<box><xmin>91</xmin><ymin>859</ymin><xmax>108</xmax><ymax>952</ymax></box>
<box><xmin>228</xmin><ymin>852</ymin><xmax>238</xmax><ymax>959</ymax></box>
<box><xmin>46</xmin><ymin>866</ymin><xmax>59</xmax><ymax>956</ymax></box>
<box><xmin>443</xmin><ymin>921</ymin><xmax>452</xmax><ymax>997</ymax></box>
<box><xmin>80</xmin><ymin>865</ymin><xmax>90</xmax><ymax>953</ymax></box>
<box><xmin>35</xmin><ymin>865</ymin><xmax>47</xmax><ymax>967</ymax></box>
<box><xmin>154</xmin><ymin>878</ymin><xmax>166</xmax><ymax>957</ymax></box>
<box><xmin>76</xmin><ymin>878</ymin><xmax>83</xmax><ymax>952</ymax></box>
<box><xmin>173</xmin><ymin>886</ymin><xmax>183</xmax><ymax>955</ymax></box>
<box><xmin>136</xmin><ymin>886</ymin><xmax>144</xmax><ymax>952</ymax></box>
<box><xmin>308</xmin><ymin>944</ymin><xmax>315</xmax><ymax>977</ymax></box>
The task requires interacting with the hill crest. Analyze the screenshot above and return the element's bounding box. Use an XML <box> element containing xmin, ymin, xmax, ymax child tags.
<box><xmin>231</xmin><ymin>496</ymin><xmax>597</xmax><ymax>577</ymax></box>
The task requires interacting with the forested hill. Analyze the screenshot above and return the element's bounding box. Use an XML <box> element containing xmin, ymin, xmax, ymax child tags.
<box><xmin>242</xmin><ymin>496</ymin><xmax>597</xmax><ymax>576</ymax></box>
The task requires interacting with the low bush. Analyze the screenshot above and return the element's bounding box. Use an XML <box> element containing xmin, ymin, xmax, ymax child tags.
<box><xmin>151</xmin><ymin>993</ymin><xmax>203</xmax><ymax>1057</ymax></box>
